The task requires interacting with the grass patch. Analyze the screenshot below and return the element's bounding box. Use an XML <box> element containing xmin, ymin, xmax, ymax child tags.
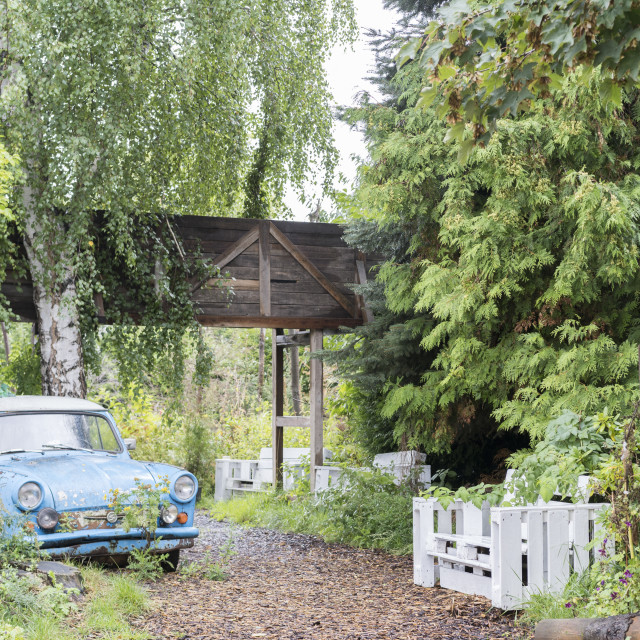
<box><xmin>78</xmin><ymin>567</ymin><xmax>151</xmax><ymax>638</ymax></box>
<box><xmin>517</xmin><ymin>570</ymin><xmax>593</xmax><ymax>627</ymax></box>
<box><xmin>211</xmin><ymin>469</ymin><xmax>415</xmax><ymax>555</ymax></box>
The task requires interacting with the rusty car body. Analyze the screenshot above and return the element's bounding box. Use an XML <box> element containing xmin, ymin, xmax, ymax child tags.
<box><xmin>0</xmin><ymin>396</ymin><xmax>198</xmax><ymax>568</ymax></box>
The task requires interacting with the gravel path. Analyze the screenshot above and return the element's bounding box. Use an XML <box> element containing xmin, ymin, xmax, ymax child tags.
<box><xmin>136</xmin><ymin>511</ymin><xmax>532</xmax><ymax>640</ymax></box>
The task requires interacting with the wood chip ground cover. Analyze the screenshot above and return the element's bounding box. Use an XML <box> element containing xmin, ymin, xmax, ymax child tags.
<box><xmin>134</xmin><ymin>512</ymin><xmax>532</xmax><ymax>639</ymax></box>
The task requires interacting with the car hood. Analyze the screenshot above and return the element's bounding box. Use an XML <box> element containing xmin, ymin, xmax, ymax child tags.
<box><xmin>0</xmin><ymin>453</ymin><xmax>160</xmax><ymax>511</ymax></box>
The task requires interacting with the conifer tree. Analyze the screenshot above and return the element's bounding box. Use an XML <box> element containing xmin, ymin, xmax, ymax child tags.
<box><xmin>338</xmin><ymin>7</ymin><xmax>640</xmax><ymax>459</ymax></box>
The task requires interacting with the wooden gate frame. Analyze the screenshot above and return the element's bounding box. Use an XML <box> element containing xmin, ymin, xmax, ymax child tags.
<box><xmin>3</xmin><ymin>216</ymin><xmax>376</xmax><ymax>493</ymax></box>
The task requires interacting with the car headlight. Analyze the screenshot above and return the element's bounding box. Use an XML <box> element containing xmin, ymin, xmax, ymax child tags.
<box><xmin>173</xmin><ymin>475</ymin><xmax>196</xmax><ymax>501</ymax></box>
<box><xmin>17</xmin><ymin>482</ymin><xmax>43</xmax><ymax>510</ymax></box>
<box><xmin>37</xmin><ymin>508</ymin><xmax>59</xmax><ymax>531</ymax></box>
<box><xmin>161</xmin><ymin>504</ymin><xmax>178</xmax><ymax>524</ymax></box>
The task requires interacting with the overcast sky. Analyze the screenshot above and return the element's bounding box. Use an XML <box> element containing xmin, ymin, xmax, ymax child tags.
<box><xmin>287</xmin><ymin>0</ymin><xmax>399</xmax><ymax>220</ymax></box>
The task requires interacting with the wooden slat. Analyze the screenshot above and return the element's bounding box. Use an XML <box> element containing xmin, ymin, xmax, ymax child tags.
<box><xmin>195</xmin><ymin>303</ymin><xmax>350</xmax><ymax>317</ymax></box>
<box><xmin>219</xmin><ymin>263</ymin><xmax>356</xmax><ymax>283</ymax></box>
<box><xmin>184</xmin><ymin>239</ymin><xmax>355</xmax><ymax>263</ymax></box>
<box><xmin>526</xmin><ymin>510</ymin><xmax>544</xmax><ymax>593</ymax></box>
<box><xmin>269</xmin><ymin>224</ymin><xmax>356</xmax><ymax>317</ymax></box>
<box><xmin>196</xmin><ymin>316</ymin><xmax>360</xmax><ymax>329</ymax></box>
<box><xmin>214</xmin><ymin>225</ymin><xmax>259</xmax><ymax>269</ymax></box>
<box><xmin>275</xmin><ymin>416</ymin><xmax>310</xmax><ymax>427</ymax></box>
<box><xmin>276</xmin><ymin>331</ymin><xmax>311</xmax><ymax>347</ymax></box>
<box><xmin>190</xmin><ymin>225</ymin><xmax>260</xmax><ymax>294</ymax></box>
<box><xmin>259</xmin><ymin>221</ymin><xmax>271</xmax><ymax>316</ymax></box>
<box><xmin>547</xmin><ymin>509</ymin><xmax>570</xmax><ymax>591</ymax></box>
<box><xmin>204</xmin><ymin>278</ymin><xmax>260</xmax><ymax>291</ymax></box>
<box><xmin>196</xmin><ymin>293</ymin><xmax>350</xmax><ymax>309</ymax></box>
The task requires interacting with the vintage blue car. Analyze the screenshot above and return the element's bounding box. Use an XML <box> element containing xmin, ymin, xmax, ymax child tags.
<box><xmin>0</xmin><ymin>395</ymin><xmax>198</xmax><ymax>569</ymax></box>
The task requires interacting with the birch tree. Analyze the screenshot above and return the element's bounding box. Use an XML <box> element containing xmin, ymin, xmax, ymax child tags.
<box><xmin>0</xmin><ymin>0</ymin><xmax>355</xmax><ymax>396</ymax></box>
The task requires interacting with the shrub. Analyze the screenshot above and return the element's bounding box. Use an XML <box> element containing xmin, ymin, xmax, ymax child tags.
<box><xmin>212</xmin><ymin>468</ymin><xmax>416</xmax><ymax>555</ymax></box>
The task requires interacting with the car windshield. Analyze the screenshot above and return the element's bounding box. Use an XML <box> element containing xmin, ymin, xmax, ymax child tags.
<box><xmin>0</xmin><ymin>413</ymin><xmax>122</xmax><ymax>454</ymax></box>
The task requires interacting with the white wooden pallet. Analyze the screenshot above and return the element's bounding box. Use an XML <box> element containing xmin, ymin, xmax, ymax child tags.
<box><xmin>413</xmin><ymin>497</ymin><xmax>609</xmax><ymax>610</ymax></box>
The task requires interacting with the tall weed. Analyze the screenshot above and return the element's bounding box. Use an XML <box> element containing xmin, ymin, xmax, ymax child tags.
<box><xmin>212</xmin><ymin>469</ymin><xmax>415</xmax><ymax>555</ymax></box>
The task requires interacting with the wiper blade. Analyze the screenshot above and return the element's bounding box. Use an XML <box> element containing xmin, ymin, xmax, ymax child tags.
<box><xmin>0</xmin><ymin>449</ymin><xmax>42</xmax><ymax>455</ymax></box>
<box><xmin>42</xmin><ymin>443</ymin><xmax>95</xmax><ymax>453</ymax></box>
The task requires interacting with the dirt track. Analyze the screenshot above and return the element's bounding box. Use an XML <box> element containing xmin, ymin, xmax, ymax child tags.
<box><xmin>136</xmin><ymin>511</ymin><xmax>532</xmax><ymax>640</ymax></box>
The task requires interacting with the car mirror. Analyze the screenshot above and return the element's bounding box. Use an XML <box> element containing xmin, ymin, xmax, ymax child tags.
<box><xmin>123</xmin><ymin>438</ymin><xmax>136</xmax><ymax>451</ymax></box>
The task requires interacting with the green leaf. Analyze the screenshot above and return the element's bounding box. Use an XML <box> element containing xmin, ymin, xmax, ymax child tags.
<box><xmin>443</xmin><ymin>122</ymin><xmax>465</xmax><ymax>143</ymax></box>
<box><xmin>420</xmin><ymin>40</ymin><xmax>448</xmax><ymax>67</ymax></box>
<box><xmin>438</xmin><ymin>65</ymin><xmax>457</xmax><ymax>80</ymax></box>
<box><xmin>599</xmin><ymin>78</ymin><xmax>623</xmax><ymax>107</ymax></box>
<box><xmin>539</xmin><ymin>481</ymin><xmax>555</xmax><ymax>503</ymax></box>
<box><xmin>416</xmin><ymin>86</ymin><xmax>438</xmax><ymax>109</ymax></box>
<box><xmin>456</xmin><ymin>138</ymin><xmax>475</xmax><ymax>164</ymax></box>
<box><xmin>396</xmin><ymin>37</ymin><xmax>422</xmax><ymax>69</ymax></box>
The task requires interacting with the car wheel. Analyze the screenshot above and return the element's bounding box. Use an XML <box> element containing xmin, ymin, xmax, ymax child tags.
<box><xmin>161</xmin><ymin>548</ymin><xmax>180</xmax><ymax>572</ymax></box>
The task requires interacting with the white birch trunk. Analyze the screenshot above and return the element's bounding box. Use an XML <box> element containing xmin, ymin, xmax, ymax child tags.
<box><xmin>22</xmin><ymin>185</ymin><xmax>86</xmax><ymax>397</ymax></box>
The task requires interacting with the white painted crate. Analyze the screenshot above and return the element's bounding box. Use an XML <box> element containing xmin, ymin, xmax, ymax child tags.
<box><xmin>413</xmin><ymin>497</ymin><xmax>609</xmax><ymax>610</ymax></box>
<box><xmin>214</xmin><ymin>447</ymin><xmax>332</xmax><ymax>501</ymax></box>
<box><xmin>491</xmin><ymin>503</ymin><xmax>610</xmax><ymax>609</ymax></box>
<box><xmin>315</xmin><ymin>451</ymin><xmax>432</xmax><ymax>494</ymax></box>
<box><xmin>413</xmin><ymin>498</ymin><xmax>493</xmax><ymax>599</ymax></box>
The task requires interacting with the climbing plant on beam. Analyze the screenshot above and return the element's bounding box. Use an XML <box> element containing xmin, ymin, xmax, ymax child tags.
<box><xmin>0</xmin><ymin>0</ymin><xmax>356</xmax><ymax>396</ymax></box>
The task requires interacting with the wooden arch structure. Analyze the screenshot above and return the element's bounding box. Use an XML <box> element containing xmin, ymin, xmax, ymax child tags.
<box><xmin>3</xmin><ymin>216</ymin><xmax>376</xmax><ymax>491</ymax></box>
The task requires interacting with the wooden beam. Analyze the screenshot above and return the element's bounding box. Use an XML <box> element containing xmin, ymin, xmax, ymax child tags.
<box><xmin>309</xmin><ymin>329</ymin><xmax>323</xmax><ymax>493</ymax></box>
<box><xmin>355</xmin><ymin>259</ymin><xmax>374</xmax><ymax>323</ymax></box>
<box><xmin>195</xmin><ymin>315</ymin><xmax>361</xmax><ymax>329</ymax></box>
<box><xmin>272</xmin><ymin>328</ymin><xmax>284</xmax><ymax>489</ymax></box>
<box><xmin>269</xmin><ymin>224</ymin><xmax>357</xmax><ymax>318</ymax></box>
<box><xmin>275</xmin><ymin>416</ymin><xmax>310</xmax><ymax>428</ymax></box>
<box><xmin>259</xmin><ymin>221</ymin><xmax>271</xmax><ymax>316</ymax></box>
<box><xmin>204</xmin><ymin>278</ymin><xmax>259</xmax><ymax>291</ymax></box>
<box><xmin>276</xmin><ymin>331</ymin><xmax>310</xmax><ymax>347</ymax></box>
<box><xmin>190</xmin><ymin>225</ymin><xmax>260</xmax><ymax>294</ymax></box>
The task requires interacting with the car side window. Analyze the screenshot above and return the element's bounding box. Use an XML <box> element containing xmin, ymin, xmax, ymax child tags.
<box><xmin>86</xmin><ymin>417</ymin><xmax>102</xmax><ymax>450</ymax></box>
<box><xmin>85</xmin><ymin>416</ymin><xmax>119</xmax><ymax>452</ymax></box>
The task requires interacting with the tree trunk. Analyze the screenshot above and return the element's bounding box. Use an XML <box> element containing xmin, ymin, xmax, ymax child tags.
<box><xmin>22</xmin><ymin>186</ymin><xmax>86</xmax><ymax>397</ymax></box>
<box><xmin>258</xmin><ymin>327</ymin><xmax>265</xmax><ymax>401</ymax></box>
<box><xmin>289</xmin><ymin>329</ymin><xmax>302</xmax><ymax>416</ymax></box>
<box><xmin>1</xmin><ymin>322</ymin><xmax>9</xmax><ymax>364</ymax></box>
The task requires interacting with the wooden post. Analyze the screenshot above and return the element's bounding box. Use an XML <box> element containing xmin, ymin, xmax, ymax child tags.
<box><xmin>309</xmin><ymin>329</ymin><xmax>323</xmax><ymax>492</ymax></box>
<box><xmin>272</xmin><ymin>328</ymin><xmax>284</xmax><ymax>489</ymax></box>
<box><xmin>259</xmin><ymin>221</ymin><xmax>271</xmax><ymax>316</ymax></box>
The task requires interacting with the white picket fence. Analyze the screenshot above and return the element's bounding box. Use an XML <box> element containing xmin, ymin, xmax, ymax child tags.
<box><xmin>413</xmin><ymin>497</ymin><xmax>610</xmax><ymax>609</ymax></box>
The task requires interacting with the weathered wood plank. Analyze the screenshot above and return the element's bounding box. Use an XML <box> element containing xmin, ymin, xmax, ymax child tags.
<box><xmin>198</xmin><ymin>292</ymin><xmax>349</xmax><ymax>308</ymax></box>
<box><xmin>196</xmin><ymin>315</ymin><xmax>361</xmax><ymax>329</ymax></box>
<box><xmin>269</xmin><ymin>224</ymin><xmax>357</xmax><ymax>317</ymax></box>
<box><xmin>275</xmin><ymin>416</ymin><xmax>311</xmax><ymax>427</ymax></box>
<box><xmin>276</xmin><ymin>331</ymin><xmax>311</xmax><ymax>347</ymax></box>
<box><xmin>259</xmin><ymin>221</ymin><xmax>271</xmax><ymax>316</ymax></box>
<box><xmin>309</xmin><ymin>329</ymin><xmax>323</xmax><ymax>493</ymax></box>
<box><xmin>195</xmin><ymin>303</ymin><xmax>351</xmax><ymax>318</ymax></box>
<box><xmin>183</xmin><ymin>239</ymin><xmax>356</xmax><ymax>263</ymax></box>
<box><xmin>217</xmin><ymin>264</ymin><xmax>356</xmax><ymax>284</ymax></box>
<box><xmin>272</xmin><ymin>328</ymin><xmax>285</xmax><ymax>488</ymax></box>
<box><xmin>210</xmin><ymin>249</ymin><xmax>356</xmax><ymax>275</ymax></box>
<box><xmin>177</xmin><ymin>215</ymin><xmax>346</xmax><ymax>237</ymax></box>
<box><xmin>204</xmin><ymin>278</ymin><xmax>260</xmax><ymax>291</ymax></box>
<box><xmin>214</xmin><ymin>226</ymin><xmax>259</xmax><ymax>269</ymax></box>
